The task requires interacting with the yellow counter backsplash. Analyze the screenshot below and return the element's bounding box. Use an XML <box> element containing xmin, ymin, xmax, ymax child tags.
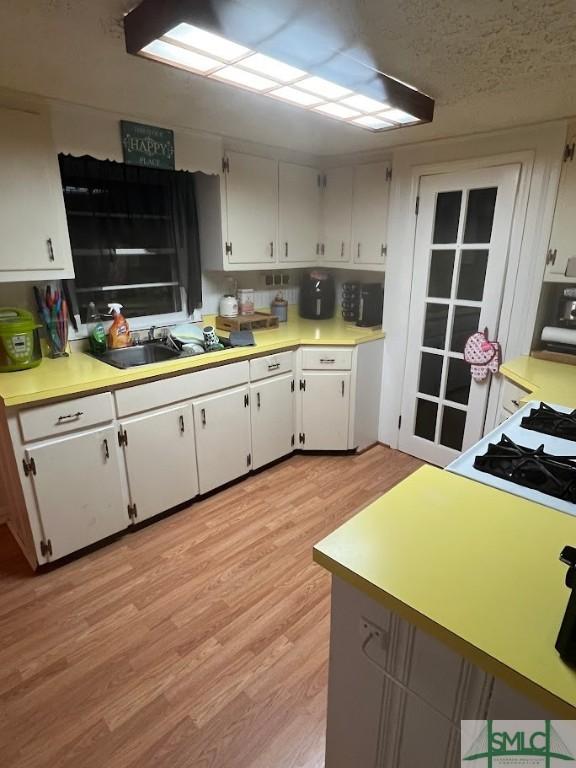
<box><xmin>0</xmin><ymin>311</ymin><xmax>384</xmax><ymax>408</ymax></box>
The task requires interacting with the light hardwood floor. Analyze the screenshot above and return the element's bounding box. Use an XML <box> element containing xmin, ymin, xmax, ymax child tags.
<box><xmin>0</xmin><ymin>445</ymin><xmax>421</xmax><ymax>768</ymax></box>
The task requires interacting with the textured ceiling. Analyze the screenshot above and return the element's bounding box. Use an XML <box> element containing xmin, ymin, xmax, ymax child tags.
<box><xmin>0</xmin><ymin>0</ymin><xmax>575</xmax><ymax>155</ymax></box>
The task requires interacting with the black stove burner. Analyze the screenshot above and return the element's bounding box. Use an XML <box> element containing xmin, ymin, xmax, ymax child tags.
<box><xmin>521</xmin><ymin>402</ymin><xmax>576</xmax><ymax>442</ymax></box>
<box><xmin>473</xmin><ymin>434</ymin><xmax>576</xmax><ymax>503</ymax></box>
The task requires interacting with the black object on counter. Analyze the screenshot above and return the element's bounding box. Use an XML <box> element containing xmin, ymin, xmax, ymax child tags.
<box><xmin>299</xmin><ymin>269</ymin><xmax>335</xmax><ymax>320</ymax></box>
<box><xmin>229</xmin><ymin>330</ymin><xmax>255</xmax><ymax>347</ymax></box>
<box><xmin>357</xmin><ymin>282</ymin><xmax>384</xmax><ymax>327</ymax></box>
<box><xmin>556</xmin><ymin>546</ymin><xmax>576</xmax><ymax>664</ymax></box>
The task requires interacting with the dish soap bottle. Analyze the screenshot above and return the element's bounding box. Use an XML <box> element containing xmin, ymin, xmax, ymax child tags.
<box><xmin>86</xmin><ymin>301</ymin><xmax>107</xmax><ymax>355</ymax></box>
<box><xmin>107</xmin><ymin>303</ymin><xmax>131</xmax><ymax>349</ymax></box>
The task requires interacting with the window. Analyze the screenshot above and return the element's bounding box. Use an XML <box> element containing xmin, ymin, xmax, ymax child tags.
<box><xmin>59</xmin><ymin>155</ymin><xmax>202</xmax><ymax>325</ymax></box>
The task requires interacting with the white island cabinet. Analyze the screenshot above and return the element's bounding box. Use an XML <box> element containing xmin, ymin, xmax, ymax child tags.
<box><xmin>0</xmin><ymin>107</ymin><xmax>74</xmax><ymax>281</ymax></box>
<box><xmin>119</xmin><ymin>403</ymin><xmax>199</xmax><ymax>524</ymax></box>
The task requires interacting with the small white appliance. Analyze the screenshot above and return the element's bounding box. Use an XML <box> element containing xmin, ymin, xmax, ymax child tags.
<box><xmin>219</xmin><ymin>295</ymin><xmax>238</xmax><ymax>317</ymax></box>
<box><xmin>447</xmin><ymin>400</ymin><xmax>576</xmax><ymax>517</ymax></box>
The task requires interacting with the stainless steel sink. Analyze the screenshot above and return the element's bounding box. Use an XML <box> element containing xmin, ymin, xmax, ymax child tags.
<box><xmin>94</xmin><ymin>343</ymin><xmax>181</xmax><ymax>369</ymax></box>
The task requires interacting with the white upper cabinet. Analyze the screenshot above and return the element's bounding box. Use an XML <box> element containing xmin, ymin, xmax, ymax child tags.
<box><xmin>224</xmin><ymin>151</ymin><xmax>278</xmax><ymax>266</ymax></box>
<box><xmin>0</xmin><ymin>107</ymin><xmax>74</xmax><ymax>281</ymax></box>
<box><xmin>322</xmin><ymin>167</ymin><xmax>354</xmax><ymax>265</ymax></box>
<box><xmin>545</xmin><ymin>136</ymin><xmax>576</xmax><ymax>282</ymax></box>
<box><xmin>351</xmin><ymin>162</ymin><xmax>390</xmax><ymax>269</ymax></box>
<box><xmin>278</xmin><ymin>162</ymin><xmax>321</xmax><ymax>265</ymax></box>
<box><xmin>120</xmin><ymin>403</ymin><xmax>199</xmax><ymax>523</ymax></box>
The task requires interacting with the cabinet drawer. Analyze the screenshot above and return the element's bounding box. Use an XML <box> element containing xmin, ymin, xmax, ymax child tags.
<box><xmin>115</xmin><ymin>361</ymin><xmax>249</xmax><ymax>417</ymax></box>
<box><xmin>301</xmin><ymin>347</ymin><xmax>353</xmax><ymax>370</ymax></box>
<box><xmin>19</xmin><ymin>392</ymin><xmax>114</xmax><ymax>442</ymax></box>
<box><xmin>501</xmin><ymin>380</ymin><xmax>529</xmax><ymax>415</ymax></box>
<box><xmin>250</xmin><ymin>351</ymin><xmax>293</xmax><ymax>381</ymax></box>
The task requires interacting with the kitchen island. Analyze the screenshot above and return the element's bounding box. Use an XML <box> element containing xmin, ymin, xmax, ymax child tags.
<box><xmin>314</xmin><ymin>438</ymin><xmax>576</xmax><ymax>765</ymax></box>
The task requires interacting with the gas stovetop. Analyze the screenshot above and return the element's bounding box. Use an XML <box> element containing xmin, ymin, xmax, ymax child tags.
<box><xmin>447</xmin><ymin>401</ymin><xmax>576</xmax><ymax>516</ymax></box>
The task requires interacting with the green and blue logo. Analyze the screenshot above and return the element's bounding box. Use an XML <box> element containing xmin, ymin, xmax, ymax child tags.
<box><xmin>462</xmin><ymin>721</ymin><xmax>575</xmax><ymax>767</ymax></box>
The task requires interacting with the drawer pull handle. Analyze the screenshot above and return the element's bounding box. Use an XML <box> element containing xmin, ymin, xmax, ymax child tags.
<box><xmin>47</xmin><ymin>237</ymin><xmax>55</xmax><ymax>262</ymax></box>
<box><xmin>257</xmin><ymin>392</ymin><xmax>261</xmax><ymax>409</ymax></box>
<box><xmin>267</xmin><ymin>362</ymin><xmax>280</xmax><ymax>370</ymax></box>
<box><xmin>511</xmin><ymin>399</ymin><xmax>520</xmax><ymax>408</ymax></box>
<box><xmin>201</xmin><ymin>408</ymin><xmax>206</xmax><ymax>427</ymax></box>
<box><xmin>320</xmin><ymin>358</ymin><xmax>335</xmax><ymax>364</ymax></box>
<box><xmin>179</xmin><ymin>414</ymin><xmax>185</xmax><ymax>434</ymax></box>
<box><xmin>103</xmin><ymin>438</ymin><xmax>110</xmax><ymax>460</ymax></box>
<box><xmin>57</xmin><ymin>411</ymin><xmax>84</xmax><ymax>423</ymax></box>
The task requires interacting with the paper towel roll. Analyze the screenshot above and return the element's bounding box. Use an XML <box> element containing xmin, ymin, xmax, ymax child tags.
<box><xmin>541</xmin><ymin>326</ymin><xmax>576</xmax><ymax>345</ymax></box>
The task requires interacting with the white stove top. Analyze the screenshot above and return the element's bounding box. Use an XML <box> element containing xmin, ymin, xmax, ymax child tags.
<box><xmin>447</xmin><ymin>401</ymin><xmax>576</xmax><ymax>517</ymax></box>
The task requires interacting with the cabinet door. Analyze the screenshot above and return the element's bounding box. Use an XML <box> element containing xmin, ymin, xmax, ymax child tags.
<box><xmin>26</xmin><ymin>426</ymin><xmax>126</xmax><ymax>561</ymax></box>
<box><xmin>120</xmin><ymin>404</ymin><xmax>198</xmax><ymax>523</ymax></box>
<box><xmin>250</xmin><ymin>374</ymin><xmax>295</xmax><ymax>469</ymax></box>
<box><xmin>351</xmin><ymin>162</ymin><xmax>390</xmax><ymax>266</ymax></box>
<box><xmin>546</xmin><ymin>135</ymin><xmax>576</xmax><ymax>279</ymax></box>
<box><xmin>193</xmin><ymin>386</ymin><xmax>251</xmax><ymax>494</ymax></box>
<box><xmin>225</xmin><ymin>152</ymin><xmax>278</xmax><ymax>265</ymax></box>
<box><xmin>322</xmin><ymin>167</ymin><xmax>353</xmax><ymax>264</ymax></box>
<box><xmin>301</xmin><ymin>372</ymin><xmax>351</xmax><ymax>450</ymax></box>
<box><xmin>278</xmin><ymin>162</ymin><xmax>321</xmax><ymax>264</ymax></box>
<box><xmin>0</xmin><ymin>108</ymin><xmax>72</xmax><ymax>273</ymax></box>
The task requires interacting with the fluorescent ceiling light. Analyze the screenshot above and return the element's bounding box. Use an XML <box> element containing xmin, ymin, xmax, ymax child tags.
<box><xmin>126</xmin><ymin>6</ymin><xmax>433</xmax><ymax>133</ymax></box>
<box><xmin>297</xmin><ymin>76</ymin><xmax>352</xmax><ymax>100</ymax></box>
<box><xmin>238</xmin><ymin>53</ymin><xmax>307</xmax><ymax>83</ymax></box>
<box><xmin>164</xmin><ymin>22</ymin><xmax>250</xmax><ymax>62</ymax></box>
<box><xmin>270</xmin><ymin>86</ymin><xmax>323</xmax><ymax>106</ymax></box>
<box><xmin>381</xmin><ymin>108</ymin><xmax>419</xmax><ymax>124</ymax></box>
<box><xmin>340</xmin><ymin>94</ymin><xmax>388</xmax><ymax>113</ymax></box>
<box><xmin>314</xmin><ymin>103</ymin><xmax>361</xmax><ymax>120</ymax></box>
<box><xmin>141</xmin><ymin>40</ymin><xmax>221</xmax><ymax>73</ymax></box>
<box><xmin>210</xmin><ymin>66</ymin><xmax>276</xmax><ymax>91</ymax></box>
<box><xmin>353</xmin><ymin>115</ymin><xmax>395</xmax><ymax>129</ymax></box>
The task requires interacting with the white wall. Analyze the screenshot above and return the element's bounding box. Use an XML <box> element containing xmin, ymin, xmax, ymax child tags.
<box><xmin>379</xmin><ymin>121</ymin><xmax>567</xmax><ymax>448</ymax></box>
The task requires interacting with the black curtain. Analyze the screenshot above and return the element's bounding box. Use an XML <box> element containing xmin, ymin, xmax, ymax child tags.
<box><xmin>58</xmin><ymin>154</ymin><xmax>202</xmax><ymax>313</ymax></box>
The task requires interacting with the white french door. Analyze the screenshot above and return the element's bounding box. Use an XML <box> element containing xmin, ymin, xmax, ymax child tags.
<box><xmin>399</xmin><ymin>164</ymin><xmax>520</xmax><ymax>465</ymax></box>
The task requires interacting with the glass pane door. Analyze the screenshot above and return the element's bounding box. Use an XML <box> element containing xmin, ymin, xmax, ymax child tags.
<box><xmin>400</xmin><ymin>164</ymin><xmax>520</xmax><ymax>466</ymax></box>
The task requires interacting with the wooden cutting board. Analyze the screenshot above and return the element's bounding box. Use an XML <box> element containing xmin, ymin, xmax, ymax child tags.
<box><xmin>216</xmin><ymin>313</ymin><xmax>279</xmax><ymax>332</ymax></box>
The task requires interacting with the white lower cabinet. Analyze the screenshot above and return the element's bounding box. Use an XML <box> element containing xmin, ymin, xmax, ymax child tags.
<box><xmin>120</xmin><ymin>404</ymin><xmax>199</xmax><ymax>523</ymax></box>
<box><xmin>250</xmin><ymin>374</ymin><xmax>295</xmax><ymax>470</ymax></box>
<box><xmin>193</xmin><ymin>385</ymin><xmax>252</xmax><ymax>494</ymax></box>
<box><xmin>24</xmin><ymin>426</ymin><xmax>126</xmax><ymax>561</ymax></box>
<box><xmin>301</xmin><ymin>372</ymin><xmax>351</xmax><ymax>450</ymax></box>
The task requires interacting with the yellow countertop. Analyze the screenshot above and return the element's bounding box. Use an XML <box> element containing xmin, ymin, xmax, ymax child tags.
<box><xmin>314</xmin><ymin>465</ymin><xmax>576</xmax><ymax>716</ymax></box>
<box><xmin>501</xmin><ymin>355</ymin><xmax>576</xmax><ymax>409</ymax></box>
<box><xmin>0</xmin><ymin>314</ymin><xmax>384</xmax><ymax>408</ymax></box>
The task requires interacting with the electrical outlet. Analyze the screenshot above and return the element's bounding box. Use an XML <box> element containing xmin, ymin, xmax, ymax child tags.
<box><xmin>273</xmin><ymin>274</ymin><xmax>282</xmax><ymax>286</ymax></box>
<box><xmin>359</xmin><ymin>618</ymin><xmax>389</xmax><ymax>650</ymax></box>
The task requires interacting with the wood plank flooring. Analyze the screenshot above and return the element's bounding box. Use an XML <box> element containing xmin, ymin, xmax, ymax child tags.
<box><xmin>0</xmin><ymin>446</ymin><xmax>421</xmax><ymax>768</ymax></box>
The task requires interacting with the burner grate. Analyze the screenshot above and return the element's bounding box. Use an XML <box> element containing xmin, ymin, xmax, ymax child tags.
<box><xmin>520</xmin><ymin>402</ymin><xmax>576</xmax><ymax>442</ymax></box>
<box><xmin>473</xmin><ymin>434</ymin><xmax>576</xmax><ymax>503</ymax></box>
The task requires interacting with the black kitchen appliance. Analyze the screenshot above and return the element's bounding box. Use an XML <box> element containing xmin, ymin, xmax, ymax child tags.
<box><xmin>556</xmin><ymin>546</ymin><xmax>576</xmax><ymax>664</ymax></box>
<box><xmin>299</xmin><ymin>269</ymin><xmax>335</xmax><ymax>320</ymax></box>
<box><xmin>357</xmin><ymin>283</ymin><xmax>384</xmax><ymax>327</ymax></box>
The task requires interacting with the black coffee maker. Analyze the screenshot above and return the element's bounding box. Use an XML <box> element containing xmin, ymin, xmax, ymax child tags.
<box><xmin>299</xmin><ymin>270</ymin><xmax>335</xmax><ymax>320</ymax></box>
<box><xmin>357</xmin><ymin>283</ymin><xmax>384</xmax><ymax>327</ymax></box>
